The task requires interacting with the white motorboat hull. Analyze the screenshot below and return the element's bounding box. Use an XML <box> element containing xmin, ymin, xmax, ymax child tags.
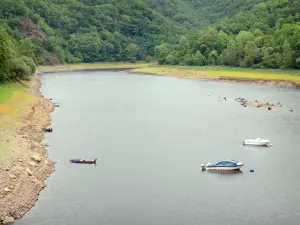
<box><xmin>243</xmin><ymin>140</ymin><xmax>270</xmax><ymax>146</ymax></box>
<box><xmin>205</xmin><ymin>165</ymin><xmax>243</xmax><ymax>171</ymax></box>
<box><xmin>243</xmin><ymin>138</ymin><xmax>270</xmax><ymax>146</ymax></box>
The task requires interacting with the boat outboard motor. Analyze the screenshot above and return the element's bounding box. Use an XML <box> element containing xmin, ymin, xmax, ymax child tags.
<box><xmin>201</xmin><ymin>164</ymin><xmax>206</xmax><ymax>171</ymax></box>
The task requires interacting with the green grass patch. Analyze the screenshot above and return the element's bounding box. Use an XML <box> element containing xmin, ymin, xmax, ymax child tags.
<box><xmin>37</xmin><ymin>61</ymin><xmax>151</xmax><ymax>71</ymax></box>
<box><xmin>0</xmin><ymin>83</ymin><xmax>27</xmax><ymax>104</ymax></box>
<box><xmin>0</xmin><ymin>84</ymin><xmax>13</xmax><ymax>104</ymax></box>
<box><xmin>133</xmin><ymin>65</ymin><xmax>300</xmax><ymax>83</ymax></box>
<box><xmin>203</xmin><ymin>70</ymin><xmax>300</xmax><ymax>83</ymax></box>
<box><xmin>151</xmin><ymin>65</ymin><xmax>300</xmax><ymax>75</ymax></box>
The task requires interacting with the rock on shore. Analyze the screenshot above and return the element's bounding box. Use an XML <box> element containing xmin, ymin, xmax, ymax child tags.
<box><xmin>0</xmin><ymin>73</ymin><xmax>55</xmax><ymax>223</ymax></box>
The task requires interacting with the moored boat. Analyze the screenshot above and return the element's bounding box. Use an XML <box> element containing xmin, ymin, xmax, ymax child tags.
<box><xmin>201</xmin><ymin>160</ymin><xmax>244</xmax><ymax>171</ymax></box>
<box><xmin>243</xmin><ymin>138</ymin><xmax>270</xmax><ymax>146</ymax></box>
<box><xmin>69</xmin><ymin>158</ymin><xmax>97</xmax><ymax>164</ymax></box>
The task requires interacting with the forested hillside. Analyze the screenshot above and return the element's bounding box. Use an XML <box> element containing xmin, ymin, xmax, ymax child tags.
<box><xmin>0</xmin><ymin>0</ymin><xmax>204</xmax><ymax>80</ymax></box>
<box><xmin>155</xmin><ymin>0</ymin><xmax>300</xmax><ymax>68</ymax></box>
<box><xmin>0</xmin><ymin>0</ymin><xmax>299</xmax><ymax>81</ymax></box>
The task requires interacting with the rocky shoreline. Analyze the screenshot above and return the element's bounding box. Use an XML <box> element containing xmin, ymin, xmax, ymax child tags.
<box><xmin>217</xmin><ymin>76</ymin><xmax>300</xmax><ymax>88</ymax></box>
<box><xmin>0</xmin><ymin>73</ymin><xmax>55</xmax><ymax>224</ymax></box>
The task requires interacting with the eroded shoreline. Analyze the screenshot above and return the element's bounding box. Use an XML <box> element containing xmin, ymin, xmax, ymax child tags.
<box><xmin>128</xmin><ymin>68</ymin><xmax>300</xmax><ymax>89</ymax></box>
<box><xmin>0</xmin><ymin>64</ymin><xmax>149</xmax><ymax>224</ymax></box>
<box><xmin>0</xmin><ymin>73</ymin><xmax>54</xmax><ymax>224</ymax></box>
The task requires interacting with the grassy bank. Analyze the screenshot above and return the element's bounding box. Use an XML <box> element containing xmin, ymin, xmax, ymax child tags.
<box><xmin>131</xmin><ymin>65</ymin><xmax>300</xmax><ymax>84</ymax></box>
<box><xmin>38</xmin><ymin>62</ymin><xmax>150</xmax><ymax>73</ymax></box>
<box><xmin>0</xmin><ymin>82</ymin><xmax>36</xmax><ymax>129</ymax></box>
<box><xmin>158</xmin><ymin>65</ymin><xmax>300</xmax><ymax>75</ymax></box>
<box><xmin>0</xmin><ymin>82</ymin><xmax>36</xmax><ymax>163</ymax></box>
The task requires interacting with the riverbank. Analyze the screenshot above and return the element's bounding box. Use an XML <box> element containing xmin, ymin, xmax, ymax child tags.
<box><xmin>0</xmin><ymin>74</ymin><xmax>54</xmax><ymax>224</ymax></box>
<box><xmin>0</xmin><ymin>62</ymin><xmax>151</xmax><ymax>224</ymax></box>
<box><xmin>38</xmin><ymin>62</ymin><xmax>150</xmax><ymax>73</ymax></box>
<box><xmin>129</xmin><ymin>66</ymin><xmax>300</xmax><ymax>88</ymax></box>
<box><xmin>0</xmin><ymin>62</ymin><xmax>298</xmax><ymax>223</ymax></box>
<box><xmin>38</xmin><ymin>63</ymin><xmax>300</xmax><ymax>89</ymax></box>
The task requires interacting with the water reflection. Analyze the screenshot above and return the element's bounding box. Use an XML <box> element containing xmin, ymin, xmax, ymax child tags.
<box><xmin>17</xmin><ymin>71</ymin><xmax>300</xmax><ymax>225</ymax></box>
<box><xmin>204</xmin><ymin>170</ymin><xmax>243</xmax><ymax>175</ymax></box>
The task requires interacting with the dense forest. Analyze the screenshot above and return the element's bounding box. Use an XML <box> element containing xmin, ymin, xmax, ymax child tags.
<box><xmin>155</xmin><ymin>0</ymin><xmax>300</xmax><ymax>69</ymax></box>
<box><xmin>0</xmin><ymin>0</ymin><xmax>299</xmax><ymax>80</ymax></box>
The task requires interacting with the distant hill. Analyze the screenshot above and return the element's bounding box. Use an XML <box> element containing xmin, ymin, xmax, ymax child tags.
<box><xmin>0</xmin><ymin>0</ymin><xmax>299</xmax><ymax>81</ymax></box>
<box><xmin>155</xmin><ymin>0</ymin><xmax>300</xmax><ymax>69</ymax></box>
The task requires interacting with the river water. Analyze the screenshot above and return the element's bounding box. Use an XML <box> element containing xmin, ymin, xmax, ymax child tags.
<box><xmin>17</xmin><ymin>71</ymin><xmax>300</xmax><ymax>225</ymax></box>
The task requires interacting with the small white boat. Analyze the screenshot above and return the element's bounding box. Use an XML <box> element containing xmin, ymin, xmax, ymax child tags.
<box><xmin>243</xmin><ymin>138</ymin><xmax>270</xmax><ymax>146</ymax></box>
<box><xmin>201</xmin><ymin>160</ymin><xmax>244</xmax><ymax>171</ymax></box>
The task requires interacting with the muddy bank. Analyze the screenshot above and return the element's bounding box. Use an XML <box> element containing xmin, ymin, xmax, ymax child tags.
<box><xmin>217</xmin><ymin>77</ymin><xmax>300</xmax><ymax>88</ymax></box>
<box><xmin>0</xmin><ymin>73</ymin><xmax>55</xmax><ymax>224</ymax></box>
<box><xmin>129</xmin><ymin>68</ymin><xmax>300</xmax><ymax>88</ymax></box>
<box><xmin>38</xmin><ymin>63</ymin><xmax>148</xmax><ymax>73</ymax></box>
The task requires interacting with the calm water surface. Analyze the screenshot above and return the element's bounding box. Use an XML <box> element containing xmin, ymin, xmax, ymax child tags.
<box><xmin>17</xmin><ymin>71</ymin><xmax>300</xmax><ymax>225</ymax></box>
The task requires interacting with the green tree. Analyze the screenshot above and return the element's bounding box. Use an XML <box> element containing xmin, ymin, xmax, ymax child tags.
<box><xmin>207</xmin><ymin>50</ymin><xmax>219</xmax><ymax>65</ymax></box>
<box><xmin>9</xmin><ymin>57</ymin><xmax>32</xmax><ymax>80</ymax></box>
<box><xmin>282</xmin><ymin>40</ymin><xmax>293</xmax><ymax>68</ymax></box>
<box><xmin>125</xmin><ymin>43</ymin><xmax>138</xmax><ymax>62</ymax></box>
<box><xmin>183</xmin><ymin>53</ymin><xmax>194</xmax><ymax>65</ymax></box>
<box><xmin>296</xmin><ymin>57</ymin><xmax>300</xmax><ymax>68</ymax></box>
<box><xmin>193</xmin><ymin>51</ymin><xmax>206</xmax><ymax>65</ymax></box>
<box><xmin>244</xmin><ymin>41</ymin><xmax>259</xmax><ymax>67</ymax></box>
<box><xmin>0</xmin><ymin>25</ymin><xmax>16</xmax><ymax>80</ymax></box>
<box><xmin>165</xmin><ymin>53</ymin><xmax>178</xmax><ymax>65</ymax></box>
<box><xmin>262</xmin><ymin>47</ymin><xmax>281</xmax><ymax>68</ymax></box>
<box><xmin>154</xmin><ymin>44</ymin><xmax>170</xmax><ymax>64</ymax></box>
<box><xmin>223</xmin><ymin>40</ymin><xmax>239</xmax><ymax>66</ymax></box>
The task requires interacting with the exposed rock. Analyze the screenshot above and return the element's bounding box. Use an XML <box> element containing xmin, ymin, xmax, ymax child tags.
<box><xmin>26</xmin><ymin>168</ymin><xmax>33</xmax><ymax>176</ymax></box>
<box><xmin>29</xmin><ymin>161</ymin><xmax>37</xmax><ymax>167</ymax></box>
<box><xmin>8</xmin><ymin>174</ymin><xmax>16</xmax><ymax>179</ymax></box>
<box><xmin>31</xmin><ymin>154</ymin><xmax>41</xmax><ymax>162</ymax></box>
<box><xmin>4</xmin><ymin>188</ymin><xmax>11</xmax><ymax>193</ymax></box>
<box><xmin>3</xmin><ymin>216</ymin><xmax>15</xmax><ymax>224</ymax></box>
<box><xmin>0</xmin><ymin>212</ymin><xmax>7</xmax><ymax>221</ymax></box>
<box><xmin>43</xmin><ymin>52</ymin><xmax>60</xmax><ymax>66</ymax></box>
<box><xmin>20</xmin><ymin>18</ymin><xmax>44</xmax><ymax>40</ymax></box>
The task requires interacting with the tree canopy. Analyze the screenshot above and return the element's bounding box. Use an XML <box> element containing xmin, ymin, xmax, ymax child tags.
<box><xmin>155</xmin><ymin>0</ymin><xmax>300</xmax><ymax>69</ymax></box>
<box><xmin>0</xmin><ymin>0</ymin><xmax>299</xmax><ymax>81</ymax></box>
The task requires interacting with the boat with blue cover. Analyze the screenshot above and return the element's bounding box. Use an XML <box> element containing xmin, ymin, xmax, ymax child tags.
<box><xmin>201</xmin><ymin>160</ymin><xmax>244</xmax><ymax>171</ymax></box>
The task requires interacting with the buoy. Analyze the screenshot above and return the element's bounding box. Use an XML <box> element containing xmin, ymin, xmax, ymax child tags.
<box><xmin>249</xmin><ymin>169</ymin><xmax>254</xmax><ymax>173</ymax></box>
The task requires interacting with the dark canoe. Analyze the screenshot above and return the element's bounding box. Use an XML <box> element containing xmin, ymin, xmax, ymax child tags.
<box><xmin>69</xmin><ymin>159</ymin><xmax>97</xmax><ymax>164</ymax></box>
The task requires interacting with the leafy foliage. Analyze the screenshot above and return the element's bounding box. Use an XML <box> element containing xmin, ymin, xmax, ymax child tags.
<box><xmin>0</xmin><ymin>0</ymin><xmax>299</xmax><ymax>82</ymax></box>
<box><xmin>156</xmin><ymin>0</ymin><xmax>300</xmax><ymax>69</ymax></box>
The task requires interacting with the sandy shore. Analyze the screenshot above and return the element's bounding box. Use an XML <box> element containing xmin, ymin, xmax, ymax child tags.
<box><xmin>128</xmin><ymin>67</ymin><xmax>300</xmax><ymax>89</ymax></box>
<box><xmin>38</xmin><ymin>63</ymin><xmax>149</xmax><ymax>73</ymax></box>
<box><xmin>0</xmin><ymin>73</ymin><xmax>54</xmax><ymax>224</ymax></box>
